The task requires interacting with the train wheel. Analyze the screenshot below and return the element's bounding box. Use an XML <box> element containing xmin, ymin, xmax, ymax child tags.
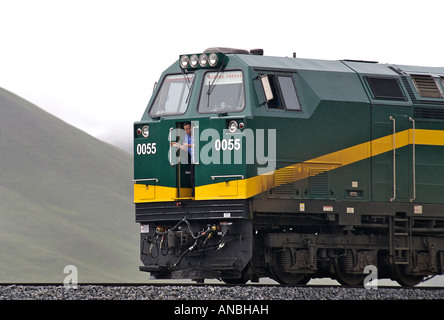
<box><xmin>391</xmin><ymin>264</ymin><xmax>424</xmax><ymax>287</ymax></box>
<box><xmin>270</xmin><ymin>249</ymin><xmax>310</xmax><ymax>285</ymax></box>
<box><xmin>334</xmin><ymin>253</ymin><xmax>365</xmax><ymax>286</ymax></box>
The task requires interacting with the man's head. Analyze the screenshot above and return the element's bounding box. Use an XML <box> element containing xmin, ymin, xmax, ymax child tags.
<box><xmin>183</xmin><ymin>122</ymin><xmax>191</xmax><ymax>136</ymax></box>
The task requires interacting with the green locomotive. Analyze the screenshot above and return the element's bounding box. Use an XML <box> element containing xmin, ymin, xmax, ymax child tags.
<box><xmin>134</xmin><ymin>47</ymin><xmax>444</xmax><ymax>286</ymax></box>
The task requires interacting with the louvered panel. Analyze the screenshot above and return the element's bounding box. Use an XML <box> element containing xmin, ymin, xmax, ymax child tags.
<box><xmin>268</xmin><ymin>165</ymin><xmax>297</xmax><ymax>198</ymax></box>
<box><xmin>308</xmin><ymin>168</ymin><xmax>330</xmax><ymax>195</ymax></box>
<box><xmin>411</xmin><ymin>75</ymin><xmax>443</xmax><ymax>98</ymax></box>
<box><xmin>272</xmin><ymin>166</ymin><xmax>296</xmax><ymax>196</ymax></box>
<box><xmin>273</xmin><ymin>167</ymin><xmax>295</xmax><ymax>187</ymax></box>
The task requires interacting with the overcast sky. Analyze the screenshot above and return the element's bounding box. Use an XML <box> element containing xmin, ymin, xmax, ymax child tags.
<box><xmin>1</xmin><ymin>0</ymin><xmax>443</xmax><ymax>145</ymax></box>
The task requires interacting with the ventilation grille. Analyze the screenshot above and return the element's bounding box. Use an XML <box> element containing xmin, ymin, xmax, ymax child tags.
<box><xmin>411</xmin><ymin>75</ymin><xmax>443</xmax><ymax>98</ymax></box>
<box><xmin>308</xmin><ymin>168</ymin><xmax>330</xmax><ymax>195</ymax></box>
<box><xmin>414</xmin><ymin>107</ymin><xmax>444</xmax><ymax>120</ymax></box>
<box><xmin>365</xmin><ymin>77</ymin><xmax>406</xmax><ymax>100</ymax></box>
<box><xmin>270</xmin><ymin>166</ymin><xmax>296</xmax><ymax>197</ymax></box>
<box><xmin>399</xmin><ymin>75</ymin><xmax>444</xmax><ymax>106</ymax></box>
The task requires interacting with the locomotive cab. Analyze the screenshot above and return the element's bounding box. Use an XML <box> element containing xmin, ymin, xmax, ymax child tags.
<box><xmin>134</xmin><ymin>48</ymin><xmax>259</xmax><ymax>282</ymax></box>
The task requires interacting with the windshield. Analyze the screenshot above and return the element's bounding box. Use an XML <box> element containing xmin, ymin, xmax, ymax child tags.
<box><xmin>198</xmin><ymin>70</ymin><xmax>245</xmax><ymax>113</ymax></box>
<box><xmin>149</xmin><ymin>73</ymin><xmax>195</xmax><ymax>116</ymax></box>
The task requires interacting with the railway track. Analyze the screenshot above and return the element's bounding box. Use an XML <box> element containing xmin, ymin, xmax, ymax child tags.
<box><xmin>1</xmin><ymin>282</ymin><xmax>443</xmax><ymax>300</ymax></box>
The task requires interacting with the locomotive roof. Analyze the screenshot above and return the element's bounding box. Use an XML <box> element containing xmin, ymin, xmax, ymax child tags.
<box><xmin>234</xmin><ymin>53</ymin><xmax>444</xmax><ymax>76</ymax></box>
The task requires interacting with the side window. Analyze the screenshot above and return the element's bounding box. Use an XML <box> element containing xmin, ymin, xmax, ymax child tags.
<box><xmin>261</xmin><ymin>74</ymin><xmax>283</xmax><ymax>109</ymax></box>
<box><xmin>278</xmin><ymin>76</ymin><xmax>302</xmax><ymax>111</ymax></box>
<box><xmin>260</xmin><ymin>73</ymin><xmax>302</xmax><ymax>111</ymax></box>
<box><xmin>365</xmin><ymin>77</ymin><xmax>406</xmax><ymax>100</ymax></box>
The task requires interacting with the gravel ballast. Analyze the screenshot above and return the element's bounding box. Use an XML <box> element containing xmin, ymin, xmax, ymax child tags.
<box><xmin>1</xmin><ymin>284</ymin><xmax>443</xmax><ymax>300</ymax></box>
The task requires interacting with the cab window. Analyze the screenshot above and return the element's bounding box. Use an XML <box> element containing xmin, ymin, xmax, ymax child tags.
<box><xmin>261</xmin><ymin>74</ymin><xmax>302</xmax><ymax>111</ymax></box>
<box><xmin>149</xmin><ymin>73</ymin><xmax>195</xmax><ymax>116</ymax></box>
<box><xmin>278</xmin><ymin>76</ymin><xmax>302</xmax><ymax>110</ymax></box>
<box><xmin>198</xmin><ymin>70</ymin><xmax>245</xmax><ymax>113</ymax></box>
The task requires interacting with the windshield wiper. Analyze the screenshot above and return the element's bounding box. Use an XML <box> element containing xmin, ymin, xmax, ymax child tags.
<box><xmin>206</xmin><ymin>56</ymin><xmax>226</xmax><ymax>107</ymax></box>
<box><xmin>180</xmin><ymin>68</ymin><xmax>194</xmax><ymax>104</ymax></box>
<box><xmin>180</xmin><ymin>68</ymin><xmax>192</xmax><ymax>89</ymax></box>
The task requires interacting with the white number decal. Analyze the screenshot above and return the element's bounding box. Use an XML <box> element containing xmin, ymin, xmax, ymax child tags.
<box><xmin>214</xmin><ymin>138</ymin><xmax>241</xmax><ymax>151</ymax></box>
<box><xmin>137</xmin><ymin>143</ymin><xmax>157</xmax><ymax>155</ymax></box>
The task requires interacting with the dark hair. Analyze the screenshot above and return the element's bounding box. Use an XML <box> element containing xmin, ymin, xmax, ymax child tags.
<box><xmin>183</xmin><ymin>122</ymin><xmax>191</xmax><ymax>127</ymax></box>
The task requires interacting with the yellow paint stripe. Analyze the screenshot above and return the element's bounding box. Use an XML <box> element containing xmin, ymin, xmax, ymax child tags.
<box><xmin>416</xmin><ymin>129</ymin><xmax>444</xmax><ymax>146</ymax></box>
<box><xmin>135</xmin><ymin>129</ymin><xmax>444</xmax><ymax>202</ymax></box>
<box><xmin>196</xmin><ymin>175</ymin><xmax>268</xmax><ymax>200</ymax></box>
<box><xmin>134</xmin><ymin>184</ymin><xmax>177</xmax><ymax>203</ymax></box>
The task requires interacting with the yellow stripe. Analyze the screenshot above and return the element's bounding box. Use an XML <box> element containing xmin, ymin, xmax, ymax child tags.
<box><xmin>196</xmin><ymin>175</ymin><xmax>268</xmax><ymax>200</ymax></box>
<box><xmin>135</xmin><ymin>129</ymin><xmax>444</xmax><ymax>202</ymax></box>
<box><xmin>416</xmin><ymin>129</ymin><xmax>444</xmax><ymax>146</ymax></box>
<box><xmin>134</xmin><ymin>184</ymin><xmax>177</xmax><ymax>203</ymax></box>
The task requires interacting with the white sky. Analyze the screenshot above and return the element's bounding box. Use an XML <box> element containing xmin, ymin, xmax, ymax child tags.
<box><xmin>1</xmin><ymin>0</ymin><xmax>443</xmax><ymax>143</ymax></box>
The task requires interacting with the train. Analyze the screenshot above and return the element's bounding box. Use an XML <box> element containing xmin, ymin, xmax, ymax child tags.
<box><xmin>133</xmin><ymin>47</ymin><xmax>444</xmax><ymax>286</ymax></box>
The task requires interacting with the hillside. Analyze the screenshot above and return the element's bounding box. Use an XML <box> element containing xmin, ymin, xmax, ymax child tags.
<box><xmin>0</xmin><ymin>87</ymin><xmax>147</xmax><ymax>283</ymax></box>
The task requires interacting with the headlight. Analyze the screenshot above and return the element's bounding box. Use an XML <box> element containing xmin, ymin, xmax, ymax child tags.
<box><xmin>142</xmin><ymin>125</ymin><xmax>149</xmax><ymax>138</ymax></box>
<box><xmin>190</xmin><ymin>54</ymin><xmax>199</xmax><ymax>68</ymax></box>
<box><xmin>209</xmin><ymin>53</ymin><xmax>218</xmax><ymax>66</ymax></box>
<box><xmin>228</xmin><ymin>120</ymin><xmax>238</xmax><ymax>133</ymax></box>
<box><xmin>179</xmin><ymin>52</ymin><xmax>225</xmax><ymax>69</ymax></box>
<box><xmin>199</xmin><ymin>53</ymin><xmax>208</xmax><ymax>67</ymax></box>
<box><xmin>180</xmin><ymin>55</ymin><xmax>189</xmax><ymax>68</ymax></box>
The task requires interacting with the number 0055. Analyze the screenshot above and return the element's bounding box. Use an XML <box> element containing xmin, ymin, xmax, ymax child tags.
<box><xmin>136</xmin><ymin>142</ymin><xmax>157</xmax><ymax>155</ymax></box>
<box><xmin>214</xmin><ymin>138</ymin><xmax>241</xmax><ymax>151</ymax></box>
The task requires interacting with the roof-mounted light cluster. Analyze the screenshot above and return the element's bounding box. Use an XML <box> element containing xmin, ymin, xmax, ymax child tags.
<box><xmin>179</xmin><ymin>52</ymin><xmax>225</xmax><ymax>70</ymax></box>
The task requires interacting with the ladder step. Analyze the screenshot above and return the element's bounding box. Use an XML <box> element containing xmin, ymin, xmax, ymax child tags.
<box><xmin>391</xmin><ymin>216</ymin><xmax>411</xmax><ymax>266</ymax></box>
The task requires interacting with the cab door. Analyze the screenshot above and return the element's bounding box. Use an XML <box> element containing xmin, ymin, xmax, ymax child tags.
<box><xmin>169</xmin><ymin>121</ymin><xmax>198</xmax><ymax>198</ymax></box>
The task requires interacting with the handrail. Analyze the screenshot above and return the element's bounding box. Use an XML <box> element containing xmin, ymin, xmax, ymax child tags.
<box><xmin>211</xmin><ymin>175</ymin><xmax>244</xmax><ymax>180</ymax></box>
<box><xmin>389</xmin><ymin>116</ymin><xmax>396</xmax><ymax>202</ymax></box>
<box><xmin>192</xmin><ymin>125</ymin><xmax>199</xmax><ymax>164</ymax></box>
<box><xmin>409</xmin><ymin>117</ymin><xmax>416</xmax><ymax>202</ymax></box>
<box><xmin>168</xmin><ymin>127</ymin><xmax>174</xmax><ymax>166</ymax></box>
<box><xmin>133</xmin><ymin>178</ymin><xmax>159</xmax><ymax>183</ymax></box>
